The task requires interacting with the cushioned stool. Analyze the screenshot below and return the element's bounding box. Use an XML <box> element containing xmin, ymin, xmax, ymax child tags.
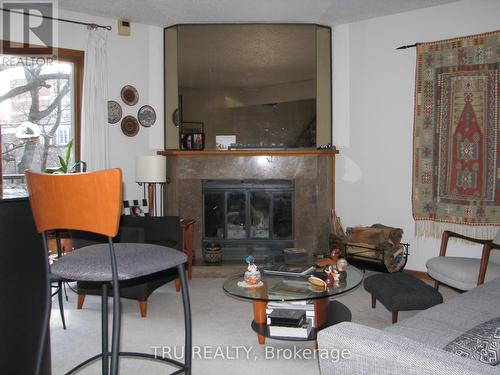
<box><xmin>364</xmin><ymin>272</ymin><xmax>443</xmax><ymax>323</ymax></box>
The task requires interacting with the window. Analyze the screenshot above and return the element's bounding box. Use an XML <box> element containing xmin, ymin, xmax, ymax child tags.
<box><xmin>56</xmin><ymin>126</ymin><xmax>70</xmax><ymax>145</ymax></box>
<box><xmin>0</xmin><ymin>44</ymin><xmax>83</xmax><ymax>198</ymax></box>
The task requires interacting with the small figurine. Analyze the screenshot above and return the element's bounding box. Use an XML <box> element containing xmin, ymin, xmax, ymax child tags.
<box><xmin>336</xmin><ymin>256</ymin><xmax>348</xmax><ymax>272</ymax></box>
<box><xmin>244</xmin><ymin>255</ymin><xmax>261</xmax><ymax>285</ymax></box>
<box><xmin>325</xmin><ymin>272</ymin><xmax>335</xmax><ymax>286</ymax></box>
<box><xmin>323</xmin><ymin>264</ymin><xmax>335</xmax><ymax>274</ymax></box>
<box><xmin>330</xmin><ymin>248</ymin><xmax>341</xmax><ymax>263</ymax></box>
<box><xmin>323</xmin><ymin>264</ymin><xmax>340</xmax><ymax>287</ymax></box>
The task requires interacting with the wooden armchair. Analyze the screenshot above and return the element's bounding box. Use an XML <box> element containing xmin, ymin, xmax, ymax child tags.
<box><xmin>426</xmin><ymin>230</ymin><xmax>500</xmax><ymax>291</ymax></box>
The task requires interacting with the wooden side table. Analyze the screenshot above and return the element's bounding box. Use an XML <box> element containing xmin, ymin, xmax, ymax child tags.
<box><xmin>181</xmin><ymin>218</ymin><xmax>195</xmax><ymax>280</ymax></box>
<box><xmin>175</xmin><ymin>218</ymin><xmax>195</xmax><ymax>292</ymax></box>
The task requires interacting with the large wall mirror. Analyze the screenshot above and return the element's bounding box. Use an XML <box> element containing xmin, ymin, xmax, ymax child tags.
<box><xmin>164</xmin><ymin>24</ymin><xmax>331</xmax><ymax>150</ymax></box>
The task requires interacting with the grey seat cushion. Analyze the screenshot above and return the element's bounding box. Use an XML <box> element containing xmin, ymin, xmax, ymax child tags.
<box><xmin>426</xmin><ymin>256</ymin><xmax>500</xmax><ymax>291</ymax></box>
<box><xmin>51</xmin><ymin>243</ymin><xmax>187</xmax><ymax>282</ymax></box>
<box><xmin>364</xmin><ymin>272</ymin><xmax>443</xmax><ymax>311</ymax></box>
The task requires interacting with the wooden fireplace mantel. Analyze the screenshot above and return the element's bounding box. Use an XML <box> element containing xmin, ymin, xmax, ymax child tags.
<box><xmin>158</xmin><ymin>148</ymin><xmax>338</xmax><ymax>212</ymax></box>
<box><xmin>158</xmin><ymin>149</ymin><xmax>339</xmax><ymax>157</ymax></box>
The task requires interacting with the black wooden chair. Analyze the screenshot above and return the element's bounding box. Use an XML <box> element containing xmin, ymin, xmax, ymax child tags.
<box><xmin>74</xmin><ymin>215</ymin><xmax>181</xmax><ymax>317</ymax></box>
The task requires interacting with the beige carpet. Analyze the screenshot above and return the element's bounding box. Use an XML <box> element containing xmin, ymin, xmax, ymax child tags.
<box><xmin>49</xmin><ymin>275</ymin><xmax>458</xmax><ymax>374</ymax></box>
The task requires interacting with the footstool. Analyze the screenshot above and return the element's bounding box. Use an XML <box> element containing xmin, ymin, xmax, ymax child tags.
<box><xmin>363</xmin><ymin>272</ymin><xmax>443</xmax><ymax>323</ymax></box>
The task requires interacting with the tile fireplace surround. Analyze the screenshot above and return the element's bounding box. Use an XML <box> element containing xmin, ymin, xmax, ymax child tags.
<box><xmin>160</xmin><ymin>150</ymin><xmax>337</xmax><ymax>263</ymax></box>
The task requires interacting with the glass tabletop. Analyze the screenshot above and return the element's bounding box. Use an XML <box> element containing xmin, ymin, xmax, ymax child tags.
<box><xmin>223</xmin><ymin>265</ymin><xmax>364</xmax><ymax>302</ymax></box>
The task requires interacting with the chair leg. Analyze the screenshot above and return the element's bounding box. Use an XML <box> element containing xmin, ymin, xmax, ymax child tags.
<box><xmin>371</xmin><ymin>295</ymin><xmax>376</xmax><ymax>308</ymax></box>
<box><xmin>57</xmin><ymin>281</ymin><xmax>67</xmax><ymax>330</ymax></box>
<box><xmin>175</xmin><ymin>277</ymin><xmax>181</xmax><ymax>292</ymax></box>
<box><xmin>392</xmin><ymin>311</ymin><xmax>398</xmax><ymax>324</ymax></box>
<box><xmin>178</xmin><ymin>264</ymin><xmax>192</xmax><ymax>375</ymax></box>
<box><xmin>138</xmin><ymin>300</ymin><xmax>148</xmax><ymax>318</ymax></box>
<box><xmin>77</xmin><ymin>294</ymin><xmax>86</xmax><ymax>309</ymax></box>
<box><xmin>101</xmin><ymin>284</ymin><xmax>109</xmax><ymax>375</ymax></box>
<box><xmin>63</xmin><ymin>282</ymin><xmax>69</xmax><ymax>302</ymax></box>
<box><xmin>108</xmin><ymin>240</ymin><xmax>121</xmax><ymax>375</ymax></box>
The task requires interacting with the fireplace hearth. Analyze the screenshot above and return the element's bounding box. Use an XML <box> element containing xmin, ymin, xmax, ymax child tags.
<box><xmin>203</xmin><ymin>179</ymin><xmax>294</xmax><ymax>261</ymax></box>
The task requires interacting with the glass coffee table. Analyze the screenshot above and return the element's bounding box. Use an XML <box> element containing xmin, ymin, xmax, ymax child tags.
<box><xmin>223</xmin><ymin>265</ymin><xmax>363</xmax><ymax>344</ymax></box>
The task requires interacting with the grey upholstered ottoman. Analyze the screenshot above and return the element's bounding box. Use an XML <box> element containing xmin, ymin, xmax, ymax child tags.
<box><xmin>364</xmin><ymin>272</ymin><xmax>443</xmax><ymax>323</ymax></box>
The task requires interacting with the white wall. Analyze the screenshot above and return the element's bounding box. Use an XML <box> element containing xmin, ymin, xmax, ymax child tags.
<box><xmin>6</xmin><ymin>9</ymin><xmax>165</xmax><ymax>199</ymax></box>
<box><xmin>333</xmin><ymin>0</ymin><xmax>500</xmax><ymax>271</ymax></box>
<box><xmin>58</xmin><ymin>10</ymin><xmax>165</xmax><ymax>200</ymax></box>
<box><xmin>8</xmin><ymin>2</ymin><xmax>498</xmax><ymax>268</ymax></box>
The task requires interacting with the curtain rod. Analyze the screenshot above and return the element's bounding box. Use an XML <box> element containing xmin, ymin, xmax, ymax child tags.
<box><xmin>0</xmin><ymin>8</ymin><xmax>112</xmax><ymax>30</ymax></box>
<box><xmin>396</xmin><ymin>43</ymin><xmax>417</xmax><ymax>50</ymax></box>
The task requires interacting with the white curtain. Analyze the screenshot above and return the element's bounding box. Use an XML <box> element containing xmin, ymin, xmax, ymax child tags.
<box><xmin>81</xmin><ymin>27</ymin><xmax>109</xmax><ymax>171</ymax></box>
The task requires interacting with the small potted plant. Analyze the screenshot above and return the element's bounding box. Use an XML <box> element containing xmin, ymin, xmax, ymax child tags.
<box><xmin>44</xmin><ymin>139</ymin><xmax>87</xmax><ymax>174</ymax></box>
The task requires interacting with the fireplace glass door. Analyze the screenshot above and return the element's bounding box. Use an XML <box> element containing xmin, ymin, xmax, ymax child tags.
<box><xmin>203</xmin><ymin>179</ymin><xmax>294</xmax><ymax>259</ymax></box>
<box><xmin>250</xmin><ymin>192</ymin><xmax>270</xmax><ymax>238</ymax></box>
<box><xmin>227</xmin><ymin>192</ymin><xmax>246</xmax><ymax>239</ymax></box>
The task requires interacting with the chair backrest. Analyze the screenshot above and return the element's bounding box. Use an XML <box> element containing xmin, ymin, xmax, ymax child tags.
<box><xmin>490</xmin><ymin>229</ymin><xmax>500</xmax><ymax>265</ymax></box>
<box><xmin>25</xmin><ymin>169</ymin><xmax>122</xmax><ymax>237</ymax></box>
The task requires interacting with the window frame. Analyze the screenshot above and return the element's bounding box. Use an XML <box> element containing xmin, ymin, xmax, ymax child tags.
<box><xmin>0</xmin><ymin>41</ymin><xmax>84</xmax><ymax>198</ymax></box>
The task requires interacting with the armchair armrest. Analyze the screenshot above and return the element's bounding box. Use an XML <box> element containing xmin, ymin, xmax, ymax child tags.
<box><xmin>478</xmin><ymin>241</ymin><xmax>500</xmax><ymax>286</ymax></box>
<box><xmin>439</xmin><ymin>230</ymin><xmax>491</xmax><ymax>256</ymax></box>
<box><xmin>439</xmin><ymin>230</ymin><xmax>498</xmax><ymax>287</ymax></box>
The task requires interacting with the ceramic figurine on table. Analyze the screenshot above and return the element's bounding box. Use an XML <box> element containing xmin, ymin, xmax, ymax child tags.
<box><xmin>330</xmin><ymin>249</ymin><xmax>341</xmax><ymax>263</ymax></box>
<box><xmin>325</xmin><ymin>272</ymin><xmax>335</xmax><ymax>287</ymax></box>
<box><xmin>336</xmin><ymin>256</ymin><xmax>348</xmax><ymax>281</ymax></box>
<box><xmin>244</xmin><ymin>255</ymin><xmax>261</xmax><ymax>285</ymax></box>
<box><xmin>336</xmin><ymin>256</ymin><xmax>348</xmax><ymax>272</ymax></box>
<box><xmin>323</xmin><ymin>264</ymin><xmax>340</xmax><ymax>286</ymax></box>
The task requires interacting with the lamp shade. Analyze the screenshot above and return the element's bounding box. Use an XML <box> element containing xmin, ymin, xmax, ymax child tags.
<box><xmin>135</xmin><ymin>155</ymin><xmax>167</xmax><ymax>183</ymax></box>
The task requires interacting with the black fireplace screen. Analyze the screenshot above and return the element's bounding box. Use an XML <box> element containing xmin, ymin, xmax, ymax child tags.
<box><xmin>203</xmin><ymin>179</ymin><xmax>294</xmax><ymax>258</ymax></box>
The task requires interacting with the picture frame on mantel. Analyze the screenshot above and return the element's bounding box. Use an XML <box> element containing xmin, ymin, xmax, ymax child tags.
<box><xmin>179</xmin><ymin>122</ymin><xmax>205</xmax><ymax>150</ymax></box>
<box><xmin>216</xmin><ymin>135</ymin><xmax>236</xmax><ymax>150</ymax></box>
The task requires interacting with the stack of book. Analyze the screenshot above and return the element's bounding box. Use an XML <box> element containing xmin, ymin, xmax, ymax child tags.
<box><xmin>266</xmin><ymin>301</ymin><xmax>314</xmax><ymax>339</ymax></box>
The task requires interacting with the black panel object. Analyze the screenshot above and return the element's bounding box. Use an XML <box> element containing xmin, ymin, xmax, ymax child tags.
<box><xmin>0</xmin><ymin>198</ymin><xmax>51</xmax><ymax>375</ymax></box>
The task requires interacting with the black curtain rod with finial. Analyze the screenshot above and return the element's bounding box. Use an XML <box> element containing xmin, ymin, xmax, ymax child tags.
<box><xmin>0</xmin><ymin>8</ymin><xmax>112</xmax><ymax>30</ymax></box>
<box><xmin>396</xmin><ymin>43</ymin><xmax>417</xmax><ymax>50</ymax></box>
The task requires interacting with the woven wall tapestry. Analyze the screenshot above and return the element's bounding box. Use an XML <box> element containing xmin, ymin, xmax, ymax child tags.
<box><xmin>412</xmin><ymin>30</ymin><xmax>500</xmax><ymax>238</ymax></box>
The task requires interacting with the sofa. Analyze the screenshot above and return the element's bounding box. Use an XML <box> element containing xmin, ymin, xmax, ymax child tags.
<box><xmin>318</xmin><ymin>277</ymin><xmax>500</xmax><ymax>374</ymax></box>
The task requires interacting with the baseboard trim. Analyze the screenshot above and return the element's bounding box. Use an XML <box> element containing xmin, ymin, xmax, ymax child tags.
<box><xmin>403</xmin><ymin>269</ymin><xmax>433</xmax><ymax>281</ymax></box>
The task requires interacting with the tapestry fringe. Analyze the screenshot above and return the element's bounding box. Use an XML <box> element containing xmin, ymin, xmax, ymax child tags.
<box><xmin>415</xmin><ymin>221</ymin><xmax>499</xmax><ymax>240</ymax></box>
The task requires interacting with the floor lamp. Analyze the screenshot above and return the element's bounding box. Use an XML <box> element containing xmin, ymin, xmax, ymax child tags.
<box><xmin>135</xmin><ymin>155</ymin><xmax>167</xmax><ymax>216</ymax></box>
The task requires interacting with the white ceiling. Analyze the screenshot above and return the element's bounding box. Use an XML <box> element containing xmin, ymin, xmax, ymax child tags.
<box><xmin>58</xmin><ymin>0</ymin><xmax>461</xmax><ymax>27</ymax></box>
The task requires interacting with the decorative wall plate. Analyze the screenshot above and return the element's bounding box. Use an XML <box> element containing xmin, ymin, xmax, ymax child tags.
<box><xmin>121</xmin><ymin>115</ymin><xmax>139</xmax><ymax>137</ymax></box>
<box><xmin>120</xmin><ymin>85</ymin><xmax>139</xmax><ymax>106</ymax></box>
<box><xmin>137</xmin><ymin>105</ymin><xmax>156</xmax><ymax>127</ymax></box>
<box><xmin>107</xmin><ymin>100</ymin><xmax>122</xmax><ymax>124</ymax></box>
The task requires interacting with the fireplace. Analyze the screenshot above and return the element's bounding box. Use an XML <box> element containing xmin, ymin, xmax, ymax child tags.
<box><xmin>163</xmin><ymin>153</ymin><xmax>335</xmax><ymax>264</ymax></box>
<box><xmin>202</xmin><ymin>179</ymin><xmax>294</xmax><ymax>261</ymax></box>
